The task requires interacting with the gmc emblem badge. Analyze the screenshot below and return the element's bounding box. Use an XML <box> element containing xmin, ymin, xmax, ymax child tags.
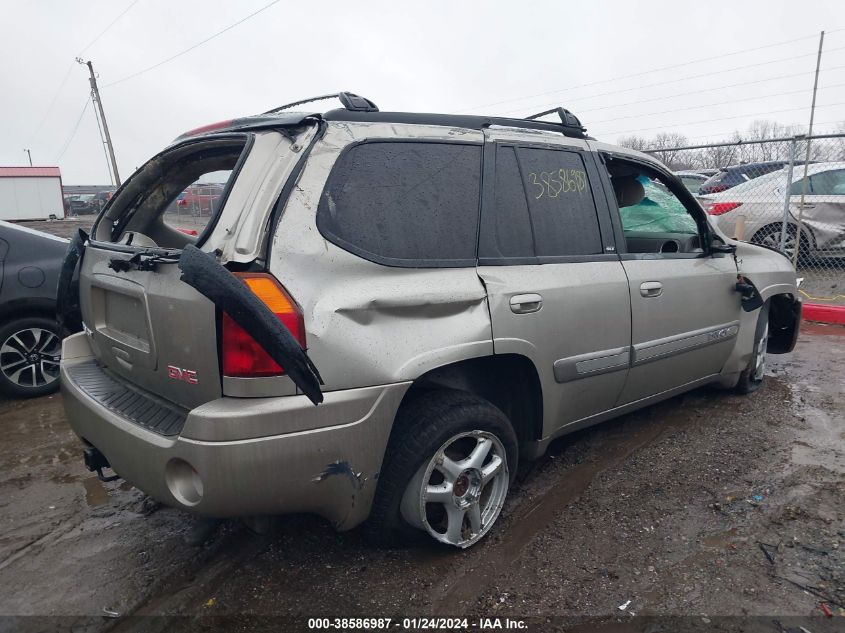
<box><xmin>167</xmin><ymin>365</ymin><xmax>198</xmax><ymax>385</ymax></box>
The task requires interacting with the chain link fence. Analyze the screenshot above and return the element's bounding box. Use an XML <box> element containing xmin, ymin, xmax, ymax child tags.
<box><xmin>644</xmin><ymin>134</ymin><xmax>845</xmax><ymax>305</ymax></box>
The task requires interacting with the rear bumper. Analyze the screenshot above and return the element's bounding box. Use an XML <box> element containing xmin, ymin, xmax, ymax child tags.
<box><xmin>60</xmin><ymin>332</ymin><xmax>410</xmax><ymax>530</ymax></box>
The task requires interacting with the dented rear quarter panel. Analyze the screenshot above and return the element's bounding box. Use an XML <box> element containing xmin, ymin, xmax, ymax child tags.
<box><xmin>268</xmin><ymin>122</ymin><xmax>494</xmax><ymax>392</ymax></box>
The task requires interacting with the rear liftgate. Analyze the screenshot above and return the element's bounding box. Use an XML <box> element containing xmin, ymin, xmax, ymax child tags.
<box><xmin>59</xmin><ymin>237</ymin><xmax>324</xmax><ymax>481</ymax></box>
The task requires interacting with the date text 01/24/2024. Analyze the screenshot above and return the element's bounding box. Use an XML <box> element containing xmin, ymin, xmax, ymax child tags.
<box><xmin>307</xmin><ymin>617</ymin><xmax>527</xmax><ymax>630</ymax></box>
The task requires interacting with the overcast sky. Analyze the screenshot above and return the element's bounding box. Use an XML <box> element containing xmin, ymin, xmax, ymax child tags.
<box><xmin>2</xmin><ymin>0</ymin><xmax>844</xmax><ymax>184</ymax></box>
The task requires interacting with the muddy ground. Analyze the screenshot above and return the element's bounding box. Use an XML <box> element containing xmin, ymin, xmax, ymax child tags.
<box><xmin>0</xmin><ymin>327</ymin><xmax>843</xmax><ymax>633</ymax></box>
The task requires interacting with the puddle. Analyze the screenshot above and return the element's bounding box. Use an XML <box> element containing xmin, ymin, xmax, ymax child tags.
<box><xmin>801</xmin><ymin>322</ymin><xmax>845</xmax><ymax>337</ymax></box>
<box><xmin>82</xmin><ymin>476</ymin><xmax>110</xmax><ymax>507</ymax></box>
<box><xmin>50</xmin><ymin>473</ymin><xmax>80</xmax><ymax>485</ymax></box>
<box><xmin>702</xmin><ymin>527</ymin><xmax>739</xmax><ymax>548</ymax></box>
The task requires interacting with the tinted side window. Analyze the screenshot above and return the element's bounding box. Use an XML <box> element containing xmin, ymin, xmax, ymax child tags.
<box><xmin>807</xmin><ymin>169</ymin><xmax>845</xmax><ymax>195</ymax></box>
<box><xmin>318</xmin><ymin>142</ymin><xmax>482</xmax><ymax>266</ymax></box>
<box><xmin>479</xmin><ymin>145</ymin><xmax>534</xmax><ymax>260</ymax></box>
<box><xmin>515</xmin><ymin>147</ymin><xmax>603</xmax><ymax>256</ymax></box>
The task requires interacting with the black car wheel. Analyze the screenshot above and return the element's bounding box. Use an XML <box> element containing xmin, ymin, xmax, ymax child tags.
<box><xmin>752</xmin><ymin>224</ymin><xmax>812</xmax><ymax>266</ymax></box>
<box><xmin>0</xmin><ymin>317</ymin><xmax>62</xmax><ymax>398</ymax></box>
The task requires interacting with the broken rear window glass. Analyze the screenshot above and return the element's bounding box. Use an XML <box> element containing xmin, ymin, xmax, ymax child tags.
<box><xmin>93</xmin><ymin>137</ymin><xmax>248</xmax><ymax>249</ymax></box>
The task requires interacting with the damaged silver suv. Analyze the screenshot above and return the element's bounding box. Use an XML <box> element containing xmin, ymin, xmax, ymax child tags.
<box><xmin>60</xmin><ymin>93</ymin><xmax>801</xmax><ymax>549</ymax></box>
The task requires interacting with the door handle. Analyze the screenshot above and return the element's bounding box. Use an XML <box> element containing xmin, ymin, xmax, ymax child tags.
<box><xmin>509</xmin><ymin>293</ymin><xmax>543</xmax><ymax>314</ymax></box>
<box><xmin>640</xmin><ymin>281</ymin><xmax>663</xmax><ymax>298</ymax></box>
<box><xmin>797</xmin><ymin>203</ymin><xmax>815</xmax><ymax>210</ymax></box>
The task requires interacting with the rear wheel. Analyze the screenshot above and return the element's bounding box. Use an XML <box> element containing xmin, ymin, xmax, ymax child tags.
<box><xmin>365</xmin><ymin>390</ymin><xmax>517</xmax><ymax>549</ymax></box>
<box><xmin>0</xmin><ymin>317</ymin><xmax>62</xmax><ymax>398</ymax></box>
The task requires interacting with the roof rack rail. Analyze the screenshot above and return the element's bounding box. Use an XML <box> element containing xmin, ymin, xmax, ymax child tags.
<box><xmin>265</xmin><ymin>92</ymin><xmax>379</xmax><ymax>115</ymax></box>
<box><xmin>525</xmin><ymin>106</ymin><xmax>584</xmax><ymax>130</ymax></box>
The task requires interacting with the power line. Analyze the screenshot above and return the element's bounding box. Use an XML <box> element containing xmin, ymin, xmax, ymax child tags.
<box><xmin>55</xmin><ymin>97</ymin><xmax>91</xmax><ymax>162</ymax></box>
<box><xmin>91</xmin><ymin>88</ymin><xmax>115</xmax><ymax>184</ymax></box>
<box><xmin>77</xmin><ymin>0</ymin><xmax>140</xmax><ymax>55</ymax></box>
<box><xmin>499</xmin><ymin>45</ymin><xmax>845</xmax><ymax>117</ymax></box>
<box><xmin>590</xmin><ymin>82</ymin><xmax>845</xmax><ymax>126</ymax></box>
<box><xmin>577</xmin><ymin>64</ymin><xmax>845</xmax><ymax>116</ymax></box>
<box><xmin>28</xmin><ymin>0</ymin><xmax>140</xmax><ymax>144</ymax></box>
<box><xmin>452</xmin><ymin>28</ymin><xmax>845</xmax><ymax>114</ymax></box>
<box><xmin>103</xmin><ymin>0</ymin><xmax>282</xmax><ymax>88</ymax></box>
<box><xmin>597</xmin><ymin>101</ymin><xmax>845</xmax><ymax>137</ymax></box>
<box><xmin>28</xmin><ymin>61</ymin><xmax>75</xmax><ymax>143</ymax></box>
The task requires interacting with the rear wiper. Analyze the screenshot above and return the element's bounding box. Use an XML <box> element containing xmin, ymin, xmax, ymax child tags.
<box><xmin>108</xmin><ymin>249</ymin><xmax>180</xmax><ymax>273</ymax></box>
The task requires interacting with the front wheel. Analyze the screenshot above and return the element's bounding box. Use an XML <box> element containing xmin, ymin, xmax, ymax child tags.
<box><xmin>365</xmin><ymin>390</ymin><xmax>517</xmax><ymax>549</ymax></box>
<box><xmin>735</xmin><ymin>303</ymin><xmax>770</xmax><ymax>395</ymax></box>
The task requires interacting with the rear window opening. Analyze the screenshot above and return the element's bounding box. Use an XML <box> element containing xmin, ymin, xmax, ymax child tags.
<box><xmin>92</xmin><ymin>136</ymin><xmax>250</xmax><ymax>249</ymax></box>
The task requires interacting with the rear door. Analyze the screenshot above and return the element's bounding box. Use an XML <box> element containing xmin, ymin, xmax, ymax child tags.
<box><xmin>790</xmin><ymin>166</ymin><xmax>845</xmax><ymax>252</ymax></box>
<box><xmin>477</xmin><ymin>132</ymin><xmax>631</xmax><ymax>436</ymax></box>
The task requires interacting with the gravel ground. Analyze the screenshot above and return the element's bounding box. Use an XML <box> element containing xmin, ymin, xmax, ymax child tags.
<box><xmin>0</xmin><ymin>321</ymin><xmax>842</xmax><ymax>632</ymax></box>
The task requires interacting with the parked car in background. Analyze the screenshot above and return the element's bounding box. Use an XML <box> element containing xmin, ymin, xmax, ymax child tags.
<box><xmin>176</xmin><ymin>183</ymin><xmax>224</xmax><ymax>216</ymax></box>
<box><xmin>60</xmin><ymin>93</ymin><xmax>801</xmax><ymax>550</ymax></box>
<box><xmin>63</xmin><ymin>194</ymin><xmax>97</xmax><ymax>216</ymax></box>
<box><xmin>92</xmin><ymin>189</ymin><xmax>115</xmax><ymax>211</ymax></box>
<box><xmin>701</xmin><ymin>161</ymin><xmax>845</xmax><ymax>260</ymax></box>
<box><xmin>698</xmin><ymin>161</ymin><xmax>812</xmax><ymax>195</ymax></box>
<box><xmin>673</xmin><ymin>171</ymin><xmax>709</xmax><ymax>194</ymax></box>
<box><xmin>0</xmin><ymin>222</ymin><xmax>78</xmax><ymax>397</ymax></box>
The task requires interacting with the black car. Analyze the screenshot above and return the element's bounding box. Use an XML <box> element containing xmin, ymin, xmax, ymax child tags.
<box><xmin>698</xmin><ymin>161</ymin><xmax>807</xmax><ymax>195</ymax></box>
<box><xmin>0</xmin><ymin>222</ymin><xmax>78</xmax><ymax>397</ymax></box>
<box><xmin>63</xmin><ymin>195</ymin><xmax>96</xmax><ymax>216</ymax></box>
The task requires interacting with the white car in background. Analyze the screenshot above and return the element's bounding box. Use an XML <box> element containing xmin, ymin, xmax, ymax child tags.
<box><xmin>700</xmin><ymin>161</ymin><xmax>845</xmax><ymax>260</ymax></box>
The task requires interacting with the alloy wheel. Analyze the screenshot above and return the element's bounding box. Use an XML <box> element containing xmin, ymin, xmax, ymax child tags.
<box><xmin>0</xmin><ymin>328</ymin><xmax>61</xmax><ymax>389</ymax></box>
<box><xmin>400</xmin><ymin>430</ymin><xmax>509</xmax><ymax>548</ymax></box>
<box><xmin>753</xmin><ymin>321</ymin><xmax>769</xmax><ymax>382</ymax></box>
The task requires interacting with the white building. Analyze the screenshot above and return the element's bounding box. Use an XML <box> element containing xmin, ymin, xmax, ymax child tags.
<box><xmin>0</xmin><ymin>166</ymin><xmax>65</xmax><ymax>221</ymax></box>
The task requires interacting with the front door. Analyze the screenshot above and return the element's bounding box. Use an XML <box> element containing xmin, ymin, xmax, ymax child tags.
<box><xmin>595</xmin><ymin>152</ymin><xmax>742</xmax><ymax>405</ymax></box>
<box><xmin>476</xmin><ymin>133</ymin><xmax>631</xmax><ymax>437</ymax></box>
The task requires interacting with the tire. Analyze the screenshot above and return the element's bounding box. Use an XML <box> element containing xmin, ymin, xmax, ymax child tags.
<box><xmin>0</xmin><ymin>317</ymin><xmax>62</xmax><ymax>398</ymax></box>
<box><xmin>735</xmin><ymin>302</ymin><xmax>770</xmax><ymax>395</ymax></box>
<box><xmin>364</xmin><ymin>389</ymin><xmax>518</xmax><ymax>549</ymax></box>
<box><xmin>751</xmin><ymin>224</ymin><xmax>812</xmax><ymax>266</ymax></box>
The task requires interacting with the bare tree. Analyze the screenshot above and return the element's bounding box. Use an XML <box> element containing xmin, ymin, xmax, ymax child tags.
<box><xmin>741</xmin><ymin>120</ymin><xmax>801</xmax><ymax>162</ymax></box>
<box><xmin>649</xmin><ymin>132</ymin><xmax>690</xmax><ymax>168</ymax></box>
<box><xmin>699</xmin><ymin>132</ymin><xmax>742</xmax><ymax>170</ymax></box>
<box><xmin>617</xmin><ymin>135</ymin><xmax>650</xmax><ymax>151</ymax></box>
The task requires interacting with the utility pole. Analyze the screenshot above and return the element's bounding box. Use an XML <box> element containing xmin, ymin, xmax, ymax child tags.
<box><xmin>23</xmin><ymin>149</ymin><xmax>32</xmax><ymax>166</ymax></box>
<box><xmin>792</xmin><ymin>31</ymin><xmax>824</xmax><ymax>267</ymax></box>
<box><xmin>78</xmin><ymin>58</ymin><xmax>121</xmax><ymax>186</ymax></box>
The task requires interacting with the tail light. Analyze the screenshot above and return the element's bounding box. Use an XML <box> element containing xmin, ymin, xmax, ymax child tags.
<box><xmin>221</xmin><ymin>273</ymin><xmax>306</xmax><ymax>378</ymax></box>
<box><xmin>705</xmin><ymin>201</ymin><xmax>742</xmax><ymax>216</ymax></box>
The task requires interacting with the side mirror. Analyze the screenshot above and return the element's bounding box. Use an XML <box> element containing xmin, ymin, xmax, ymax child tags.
<box><xmin>710</xmin><ymin>241</ymin><xmax>736</xmax><ymax>255</ymax></box>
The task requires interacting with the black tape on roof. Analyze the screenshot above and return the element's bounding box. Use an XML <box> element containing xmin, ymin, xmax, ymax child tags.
<box><xmin>56</xmin><ymin>229</ymin><xmax>87</xmax><ymax>333</ymax></box>
<box><xmin>177</xmin><ymin>245</ymin><xmax>323</xmax><ymax>405</ymax></box>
